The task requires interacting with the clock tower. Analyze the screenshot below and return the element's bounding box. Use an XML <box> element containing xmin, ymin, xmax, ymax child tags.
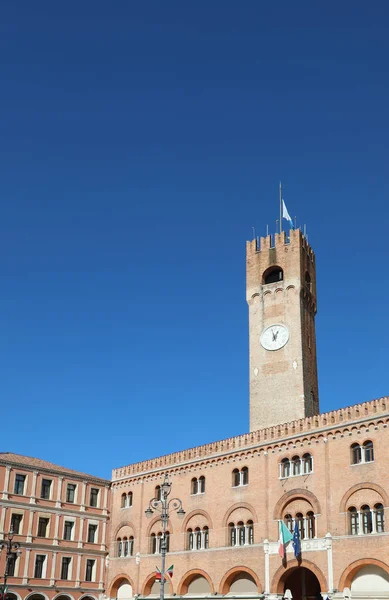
<box><xmin>246</xmin><ymin>228</ymin><xmax>319</xmax><ymax>431</ymax></box>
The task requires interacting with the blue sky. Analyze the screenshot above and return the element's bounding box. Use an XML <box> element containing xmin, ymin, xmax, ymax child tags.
<box><xmin>1</xmin><ymin>1</ymin><xmax>388</xmax><ymax>479</ymax></box>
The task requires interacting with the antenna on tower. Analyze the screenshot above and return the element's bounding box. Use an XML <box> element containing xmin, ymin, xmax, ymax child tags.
<box><xmin>266</xmin><ymin>224</ymin><xmax>269</xmax><ymax>236</ymax></box>
<box><xmin>252</xmin><ymin>226</ymin><xmax>256</xmax><ymax>240</ymax></box>
<box><xmin>294</xmin><ymin>216</ymin><xmax>297</xmax><ymax>229</ymax></box>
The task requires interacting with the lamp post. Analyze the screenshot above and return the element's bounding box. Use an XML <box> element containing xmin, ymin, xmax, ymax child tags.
<box><xmin>145</xmin><ymin>474</ymin><xmax>185</xmax><ymax>600</ymax></box>
<box><xmin>0</xmin><ymin>529</ymin><xmax>22</xmax><ymax>600</ymax></box>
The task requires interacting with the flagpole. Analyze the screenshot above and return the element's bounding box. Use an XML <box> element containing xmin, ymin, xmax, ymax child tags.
<box><xmin>279</xmin><ymin>181</ymin><xmax>282</xmax><ymax>234</ymax></box>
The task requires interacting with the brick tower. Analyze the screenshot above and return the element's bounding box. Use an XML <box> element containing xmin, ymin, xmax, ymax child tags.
<box><xmin>246</xmin><ymin>228</ymin><xmax>319</xmax><ymax>431</ymax></box>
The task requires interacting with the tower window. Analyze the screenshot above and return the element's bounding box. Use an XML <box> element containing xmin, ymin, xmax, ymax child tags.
<box><xmin>263</xmin><ymin>266</ymin><xmax>283</xmax><ymax>284</ymax></box>
<box><xmin>305</xmin><ymin>272</ymin><xmax>311</xmax><ymax>293</ymax></box>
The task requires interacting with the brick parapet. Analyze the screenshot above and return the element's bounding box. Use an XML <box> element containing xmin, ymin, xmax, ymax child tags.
<box><xmin>112</xmin><ymin>396</ymin><xmax>388</xmax><ymax>481</ymax></box>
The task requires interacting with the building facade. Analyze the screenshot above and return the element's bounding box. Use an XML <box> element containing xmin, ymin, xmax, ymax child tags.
<box><xmin>0</xmin><ymin>453</ymin><xmax>110</xmax><ymax>600</ymax></box>
<box><xmin>106</xmin><ymin>230</ymin><xmax>389</xmax><ymax>600</ymax></box>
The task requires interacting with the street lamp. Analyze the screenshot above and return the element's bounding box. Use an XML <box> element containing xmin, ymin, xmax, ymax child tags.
<box><xmin>145</xmin><ymin>474</ymin><xmax>185</xmax><ymax>600</ymax></box>
<box><xmin>0</xmin><ymin>529</ymin><xmax>22</xmax><ymax>600</ymax></box>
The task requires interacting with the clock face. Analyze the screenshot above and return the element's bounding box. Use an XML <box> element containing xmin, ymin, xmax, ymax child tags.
<box><xmin>260</xmin><ymin>324</ymin><xmax>289</xmax><ymax>351</ymax></box>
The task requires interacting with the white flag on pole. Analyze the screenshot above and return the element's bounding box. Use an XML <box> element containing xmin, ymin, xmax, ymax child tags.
<box><xmin>282</xmin><ymin>199</ymin><xmax>293</xmax><ymax>227</ymax></box>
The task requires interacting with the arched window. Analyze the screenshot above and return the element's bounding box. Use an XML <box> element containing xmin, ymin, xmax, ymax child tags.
<box><xmin>155</xmin><ymin>485</ymin><xmax>161</xmax><ymax>500</ymax></box>
<box><xmin>296</xmin><ymin>513</ymin><xmax>304</xmax><ymax>539</ymax></box>
<box><xmin>305</xmin><ymin>272</ymin><xmax>311</xmax><ymax>293</ymax></box>
<box><xmin>349</xmin><ymin>507</ymin><xmax>359</xmax><ymax>535</ymax></box>
<box><xmin>195</xmin><ymin>527</ymin><xmax>201</xmax><ymax>550</ymax></box>
<box><xmin>306</xmin><ymin>511</ymin><xmax>315</xmax><ymax>539</ymax></box>
<box><xmin>375</xmin><ymin>503</ymin><xmax>385</xmax><ymax>533</ymax></box>
<box><xmin>241</xmin><ymin>466</ymin><xmax>249</xmax><ymax>485</ymax></box>
<box><xmin>203</xmin><ymin>526</ymin><xmax>209</xmax><ymax>549</ymax></box>
<box><xmin>263</xmin><ymin>266</ymin><xmax>283</xmax><ymax>284</ymax></box>
<box><xmin>128</xmin><ymin>491</ymin><xmax>133</xmax><ymax>507</ymax></box>
<box><xmin>351</xmin><ymin>443</ymin><xmax>362</xmax><ymax>465</ymax></box>
<box><xmin>117</xmin><ymin>537</ymin><xmax>122</xmax><ymax>557</ymax></box>
<box><xmin>129</xmin><ymin>536</ymin><xmax>134</xmax><ymax>556</ymax></box>
<box><xmin>280</xmin><ymin>458</ymin><xmax>290</xmax><ymax>478</ymax></box>
<box><xmin>123</xmin><ymin>537</ymin><xmax>128</xmax><ymax>557</ymax></box>
<box><xmin>363</xmin><ymin>440</ymin><xmax>374</xmax><ymax>462</ymax></box>
<box><xmin>292</xmin><ymin>456</ymin><xmax>301</xmax><ymax>476</ymax></box>
<box><xmin>229</xmin><ymin>522</ymin><xmax>235</xmax><ymax>546</ymax></box>
<box><xmin>302</xmin><ymin>453</ymin><xmax>313</xmax><ymax>474</ymax></box>
<box><xmin>247</xmin><ymin>520</ymin><xmax>254</xmax><ymax>545</ymax></box>
<box><xmin>232</xmin><ymin>469</ymin><xmax>240</xmax><ymax>487</ymax></box>
<box><xmin>284</xmin><ymin>514</ymin><xmax>293</xmax><ymax>533</ymax></box>
<box><xmin>121</xmin><ymin>493</ymin><xmax>127</xmax><ymax>508</ymax></box>
<box><xmin>191</xmin><ymin>476</ymin><xmax>205</xmax><ymax>495</ymax></box>
<box><xmin>238</xmin><ymin>521</ymin><xmax>245</xmax><ymax>546</ymax></box>
<box><xmin>165</xmin><ymin>531</ymin><xmax>170</xmax><ymax>552</ymax></box>
<box><xmin>362</xmin><ymin>505</ymin><xmax>372</xmax><ymax>534</ymax></box>
<box><xmin>187</xmin><ymin>528</ymin><xmax>194</xmax><ymax>551</ymax></box>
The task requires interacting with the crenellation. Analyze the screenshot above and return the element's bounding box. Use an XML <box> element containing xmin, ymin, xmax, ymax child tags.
<box><xmin>112</xmin><ymin>396</ymin><xmax>389</xmax><ymax>480</ymax></box>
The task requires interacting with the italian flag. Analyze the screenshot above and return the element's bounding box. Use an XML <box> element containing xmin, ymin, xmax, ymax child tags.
<box><xmin>155</xmin><ymin>568</ymin><xmax>163</xmax><ymax>581</ymax></box>
<box><xmin>166</xmin><ymin>565</ymin><xmax>174</xmax><ymax>578</ymax></box>
<box><xmin>278</xmin><ymin>521</ymin><xmax>293</xmax><ymax>558</ymax></box>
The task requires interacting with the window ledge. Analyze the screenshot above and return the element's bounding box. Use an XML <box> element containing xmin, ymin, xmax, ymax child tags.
<box><xmin>279</xmin><ymin>471</ymin><xmax>313</xmax><ymax>480</ymax></box>
<box><xmin>350</xmin><ymin>461</ymin><xmax>374</xmax><ymax>466</ymax></box>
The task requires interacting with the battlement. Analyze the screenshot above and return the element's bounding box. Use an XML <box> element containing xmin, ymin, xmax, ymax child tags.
<box><xmin>112</xmin><ymin>396</ymin><xmax>388</xmax><ymax>480</ymax></box>
<box><xmin>246</xmin><ymin>228</ymin><xmax>315</xmax><ymax>261</ymax></box>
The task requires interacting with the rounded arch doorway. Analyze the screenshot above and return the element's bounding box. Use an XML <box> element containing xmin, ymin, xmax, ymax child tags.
<box><xmin>283</xmin><ymin>567</ymin><xmax>321</xmax><ymax>600</ymax></box>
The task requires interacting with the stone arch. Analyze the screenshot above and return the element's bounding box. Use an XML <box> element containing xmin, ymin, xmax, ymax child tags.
<box><xmin>339</xmin><ymin>559</ymin><xmax>389</xmax><ymax>590</ymax></box>
<box><xmin>145</xmin><ymin>514</ymin><xmax>174</xmax><ymax>536</ymax></box>
<box><xmin>25</xmin><ymin>594</ymin><xmax>50</xmax><ymax>600</ymax></box>
<box><xmin>177</xmin><ymin>569</ymin><xmax>215</xmax><ymax>595</ymax></box>
<box><xmin>6</xmin><ymin>593</ymin><xmax>22</xmax><ymax>600</ymax></box>
<box><xmin>79</xmin><ymin>596</ymin><xmax>98</xmax><ymax>600</ymax></box>
<box><xmin>219</xmin><ymin>566</ymin><xmax>261</xmax><ymax>594</ymax></box>
<box><xmin>142</xmin><ymin>572</ymin><xmax>173</xmax><ymax>596</ymax></box>
<box><xmin>222</xmin><ymin>502</ymin><xmax>258</xmax><ymax>528</ymax></box>
<box><xmin>53</xmin><ymin>595</ymin><xmax>75</xmax><ymax>600</ymax></box>
<box><xmin>114</xmin><ymin>521</ymin><xmax>136</xmax><ymax>538</ymax></box>
<box><xmin>340</xmin><ymin>482</ymin><xmax>389</xmax><ymax>513</ymax></box>
<box><xmin>108</xmin><ymin>574</ymin><xmax>135</xmax><ymax>598</ymax></box>
<box><xmin>182</xmin><ymin>509</ymin><xmax>213</xmax><ymax>531</ymax></box>
<box><xmin>271</xmin><ymin>559</ymin><xmax>327</xmax><ymax>594</ymax></box>
<box><xmin>273</xmin><ymin>489</ymin><xmax>321</xmax><ymax>520</ymax></box>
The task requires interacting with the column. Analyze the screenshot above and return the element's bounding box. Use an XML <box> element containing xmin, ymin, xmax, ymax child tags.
<box><xmin>78</xmin><ymin>517</ymin><xmax>85</xmax><ymax>548</ymax></box>
<box><xmin>358</xmin><ymin>511</ymin><xmax>363</xmax><ymax>535</ymax></box>
<box><xmin>300</xmin><ymin>458</ymin><xmax>303</xmax><ymax>474</ymax></box>
<box><xmin>2</xmin><ymin>466</ymin><xmax>11</xmax><ymax>499</ymax></box>
<box><xmin>325</xmin><ymin>533</ymin><xmax>333</xmax><ymax>593</ymax></box>
<box><xmin>30</xmin><ymin>471</ymin><xmax>38</xmax><ymax>504</ymax></box>
<box><xmin>100</xmin><ymin>520</ymin><xmax>107</xmax><ymax>551</ymax></box>
<box><xmin>0</xmin><ymin>506</ymin><xmax>8</xmax><ymax>539</ymax></box>
<box><xmin>303</xmin><ymin>517</ymin><xmax>307</xmax><ymax>540</ymax></box>
<box><xmin>314</xmin><ymin>515</ymin><xmax>318</xmax><ymax>539</ymax></box>
<box><xmin>80</xmin><ymin>481</ymin><xmax>87</xmax><ymax>511</ymax></box>
<box><xmin>371</xmin><ymin>510</ymin><xmax>377</xmax><ymax>534</ymax></box>
<box><xmin>56</xmin><ymin>476</ymin><xmax>64</xmax><ymax>508</ymax></box>
<box><xmin>76</xmin><ymin>554</ymin><xmax>82</xmax><ymax>586</ymax></box>
<box><xmin>27</xmin><ymin>510</ymin><xmax>35</xmax><ymax>543</ymax></box>
<box><xmin>98</xmin><ymin>556</ymin><xmax>104</xmax><ymax>588</ymax></box>
<box><xmin>50</xmin><ymin>551</ymin><xmax>57</xmax><ymax>585</ymax></box>
<box><xmin>23</xmin><ymin>548</ymin><xmax>31</xmax><ymax>584</ymax></box>
<box><xmin>263</xmin><ymin>539</ymin><xmax>270</xmax><ymax>594</ymax></box>
<box><xmin>53</xmin><ymin>514</ymin><xmax>60</xmax><ymax>545</ymax></box>
<box><xmin>235</xmin><ymin>526</ymin><xmax>239</xmax><ymax>546</ymax></box>
<box><xmin>244</xmin><ymin>525</ymin><xmax>249</xmax><ymax>545</ymax></box>
<box><xmin>103</xmin><ymin>485</ymin><xmax>109</xmax><ymax>515</ymax></box>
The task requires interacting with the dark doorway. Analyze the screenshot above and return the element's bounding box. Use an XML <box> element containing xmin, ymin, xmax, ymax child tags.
<box><xmin>283</xmin><ymin>567</ymin><xmax>321</xmax><ymax>600</ymax></box>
